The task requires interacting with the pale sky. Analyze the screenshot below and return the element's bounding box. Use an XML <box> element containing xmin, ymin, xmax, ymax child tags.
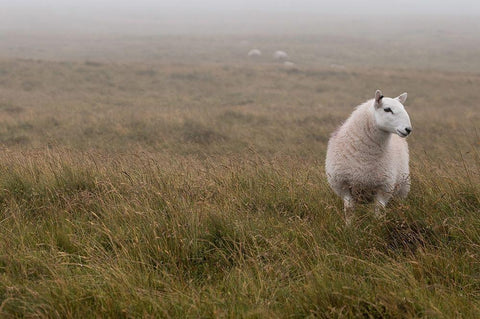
<box><xmin>2</xmin><ymin>1</ymin><xmax>480</xmax><ymax>35</ymax></box>
<box><xmin>2</xmin><ymin>0</ymin><xmax>480</xmax><ymax>15</ymax></box>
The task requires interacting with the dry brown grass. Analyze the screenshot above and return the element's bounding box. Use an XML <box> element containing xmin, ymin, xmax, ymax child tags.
<box><xmin>0</xmin><ymin>39</ymin><xmax>478</xmax><ymax>317</ymax></box>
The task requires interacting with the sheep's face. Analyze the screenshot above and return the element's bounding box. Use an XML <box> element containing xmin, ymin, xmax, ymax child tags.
<box><xmin>373</xmin><ymin>90</ymin><xmax>412</xmax><ymax>138</ymax></box>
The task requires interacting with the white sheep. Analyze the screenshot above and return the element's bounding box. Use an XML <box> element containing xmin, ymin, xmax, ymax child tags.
<box><xmin>248</xmin><ymin>49</ymin><xmax>262</xmax><ymax>57</ymax></box>
<box><xmin>325</xmin><ymin>90</ymin><xmax>412</xmax><ymax>225</ymax></box>
<box><xmin>273</xmin><ymin>50</ymin><xmax>288</xmax><ymax>60</ymax></box>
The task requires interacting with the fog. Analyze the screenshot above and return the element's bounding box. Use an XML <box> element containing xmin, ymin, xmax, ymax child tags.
<box><xmin>2</xmin><ymin>0</ymin><xmax>480</xmax><ymax>35</ymax></box>
<box><xmin>4</xmin><ymin>0</ymin><xmax>480</xmax><ymax>14</ymax></box>
<box><xmin>2</xmin><ymin>0</ymin><xmax>480</xmax><ymax>71</ymax></box>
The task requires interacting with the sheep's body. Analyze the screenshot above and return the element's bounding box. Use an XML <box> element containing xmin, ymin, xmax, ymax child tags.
<box><xmin>247</xmin><ymin>49</ymin><xmax>262</xmax><ymax>57</ymax></box>
<box><xmin>273</xmin><ymin>50</ymin><xmax>288</xmax><ymax>60</ymax></box>
<box><xmin>325</xmin><ymin>94</ymin><xmax>411</xmax><ymax>223</ymax></box>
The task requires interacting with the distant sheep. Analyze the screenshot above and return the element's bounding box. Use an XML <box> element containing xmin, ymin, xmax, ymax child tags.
<box><xmin>283</xmin><ymin>61</ymin><xmax>296</xmax><ymax>69</ymax></box>
<box><xmin>325</xmin><ymin>90</ymin><xmax>412</xmax><ymax>225</ymax></box>
<box><xmin>248</xmin><ymin>49</ymin><xmax>262</xmax><ymax>57</ymax></box>
<box><xmin>273</xmin><ymin>50</ymin><xmax>288</xmax><ymax>60</ymax></box>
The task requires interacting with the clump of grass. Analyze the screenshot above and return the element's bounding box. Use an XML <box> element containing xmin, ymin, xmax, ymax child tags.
<box><xmin>182</xmin><ymin>119</ymin><xmax>227</xmax><ymax>145</ymax></box>
<box><xmin>218</xmin><ymin>110</ymin><xmax>256</xmax><ymax>124</ymax></box>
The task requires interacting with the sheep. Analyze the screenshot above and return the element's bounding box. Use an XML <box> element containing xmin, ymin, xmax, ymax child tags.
<box><xmin>248</xmin><ymin>49</ymin><xmax>262</xmax><ymax>57</ymax></box>
<box><xmin>325</xmin><ymin>90</ymin><xmax>412</xmax><ymax>225</ymax></box>
<box><xmin>273</xmin><ymin>50</ymin><xmax>288</xmax><ymax>60</ymax></box>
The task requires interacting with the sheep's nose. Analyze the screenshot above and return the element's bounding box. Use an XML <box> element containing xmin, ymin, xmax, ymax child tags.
<box><xmin>405</xmin><ymin>127</ymin><xmax>412</xmax><ymax>135</ymax></box>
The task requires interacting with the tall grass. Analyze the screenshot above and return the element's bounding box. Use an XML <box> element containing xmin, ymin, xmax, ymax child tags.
<box><xmin>0</xmin><ymin>148</ymin><xmax>477</xmax><ymax>317</ymax></box>
<box><xmin>0</xmin><ymin>58</ymin><xmax>478</xmax><ymax>316</ymax></box>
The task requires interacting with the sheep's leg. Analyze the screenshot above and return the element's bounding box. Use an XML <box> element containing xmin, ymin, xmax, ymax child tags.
<box><xmin>374</xmin><ymin>190</ymin><xmax>391</xmax><ymax>219</ymax></box>
<box><xmin>343</xmin><ymin>194</ymin><xmax>355</xmax><ymax>226</ymax></box>
<box><xmin>374</xmin><ymin>200</ymin><xmax>386</xmax><ymax>219</ymax></box>
<box><xmin>396</xmin><ymin>175</ymin><xmax>411</xmax><ymax>199</ymax></box>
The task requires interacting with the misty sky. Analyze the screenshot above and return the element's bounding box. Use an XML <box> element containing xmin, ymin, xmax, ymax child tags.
<box><xmin>2</xmin><ymin>0</ymin><xmax>480</xmax><ymax>36</ymax></box>
<box><xmin>3</xmin><ymin>0</ymin><xmax>480</xmax><ymax>15</ymax></box>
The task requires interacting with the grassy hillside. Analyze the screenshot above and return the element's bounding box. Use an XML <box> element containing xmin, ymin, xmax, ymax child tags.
<box><xmin>0</xmin><ymin>54</ymin><xmax>478</xmax><ymax>317</ymax></box>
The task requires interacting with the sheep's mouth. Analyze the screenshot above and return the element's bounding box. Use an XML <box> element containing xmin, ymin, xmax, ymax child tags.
<box><xmin>397</xmin><ymin>130</ymin><xmax>408</xmax><ymax>138</ymax></box>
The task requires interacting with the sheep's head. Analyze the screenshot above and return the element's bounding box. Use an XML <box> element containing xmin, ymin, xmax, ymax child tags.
<box><xmin>373</xmin><ymin>90</ymin><xmax>412</xmax><ymax>138</ymax></box>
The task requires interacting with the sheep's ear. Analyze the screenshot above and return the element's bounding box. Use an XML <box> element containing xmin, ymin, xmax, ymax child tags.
<box><xmin>374</xmin><ymin>90</ymin><xmax>383</xmax><ymax>108</ymax></box>
<box><xmin>396</xmin><ymin>92</ymin><xmax>407</xmax><ymax>104</ymax></box>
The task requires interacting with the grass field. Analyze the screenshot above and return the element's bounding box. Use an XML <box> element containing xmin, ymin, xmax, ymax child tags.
<box><xmin>0</xmin><ymin>25</ymin><xmax>479</xmax><ymax>317</ymax></box>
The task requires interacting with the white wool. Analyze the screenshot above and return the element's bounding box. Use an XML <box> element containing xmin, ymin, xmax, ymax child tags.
<box><xmin>273</xmin><ymin>50</ymin><xmax>288</xmax><ymax>60</ymax></box>
<box><xmin>325</xmin><ymin>93</ymin><xmax>411</xmax><ymax>222</ymax></box>
<box><xmin>248</xmin><ymin>49</ymin><xmax>262</xmax><ymax>57</ymax></box>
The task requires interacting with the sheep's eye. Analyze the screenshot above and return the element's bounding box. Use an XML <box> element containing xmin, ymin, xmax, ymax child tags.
<box><xmin>384</xmin><ymin>107</ymin><xmax>393</xmax><ymax>113</ymax></box>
